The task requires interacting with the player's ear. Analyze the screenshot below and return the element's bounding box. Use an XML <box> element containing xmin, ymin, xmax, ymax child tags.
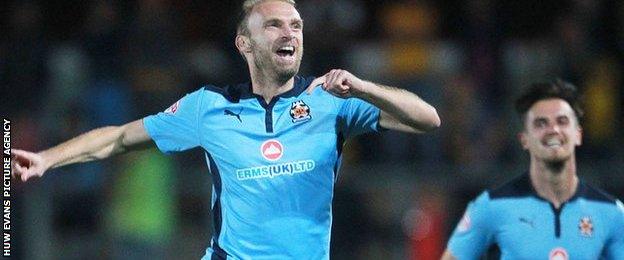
<box><xmin>575</xmin><ymin>125</ymin><xmax>582</xmax><ymax>146</ymax></box>
<box><xmin>518</xmin><ymin>132</ymin><xmax>529</xmax><ymax>150</ymax></box>
<box><xmin>236</xmin><ymin>35</ymin><xmax>252</xmax><ymax>53</ymax></box>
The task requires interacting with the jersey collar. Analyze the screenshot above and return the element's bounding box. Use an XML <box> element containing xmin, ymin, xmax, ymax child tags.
<box><xmin>488</xmin><ymin>172</ymin><xmax>617</xmax><ymax>204</ymax></box>
<box><xmin>222</xmin><ymin>75</ymin><xmax>313</xmax><ymax>103</ymax></box>
<box><xmin>489</xmin><ymin>173</ymin><xmax>579</xmax><ymax>201</ymax></box>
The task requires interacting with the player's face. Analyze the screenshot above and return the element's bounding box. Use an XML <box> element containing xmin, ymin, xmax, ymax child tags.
<box><xmin>519</xmin><ymin>98</ymin><xmax>582</xmax><ymax>163</ymax></box>
<box><xmin>246</xmin><ymin>1</ymin><xmax>303</xmax><ymax>81</ymax></box>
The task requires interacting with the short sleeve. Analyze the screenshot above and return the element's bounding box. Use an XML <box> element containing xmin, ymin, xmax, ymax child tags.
<box><xmin>143</xmin><ymin>88</ymin><xmax>204</xmax><ymax>153</ymax></box>
<box><xmin>447</xmin><ymin>192</ymin><xmax>495</xmax><ymax>259</ymax></box>
<box><xmin>604</xmin><ymin>200</ymin><xmax>624</xmax><ymax>259</ymax></box>
<box><xmin>337</xmin><ymin>97</ymin><xmax>381</xmax><ymax>138</ymax></box>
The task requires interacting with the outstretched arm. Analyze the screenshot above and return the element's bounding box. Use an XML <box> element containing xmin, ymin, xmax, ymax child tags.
<box><xmin>12</xmin><ymin>119</ymin><xmax>152</xmax><ymax>181</ymax></box>
<box><xmin>307</xmin><ymin>69</ymin><xmax>440</xmax><ymax>133</ymax></box>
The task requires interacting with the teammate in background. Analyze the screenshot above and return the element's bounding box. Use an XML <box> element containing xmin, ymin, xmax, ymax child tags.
<box><xmin>441</xmin><ymin>80</ymin><xmax>624</xmax><ymax>259</ymax></box>
<box><xmin>12</xmin><ymin>0</ymin><xmax>440</xmax><ymax>259</ymax></box>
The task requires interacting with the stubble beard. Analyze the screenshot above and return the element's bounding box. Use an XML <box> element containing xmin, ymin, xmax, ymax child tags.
<box><xmin>544</xmin><ymin>160</ymin><xmax>565</xmax><ymax>173</ymax></box>
<box><xmin>251</xmin><ymin>39</ymin><xmax>302</xmax><ymax>84</ymax></box>
<box><xmin>540</xmin><ymin>149</ymin><xmax>573</xmax><ymax>173</ymax></box>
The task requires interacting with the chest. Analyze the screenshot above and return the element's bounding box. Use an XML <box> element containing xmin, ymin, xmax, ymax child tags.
<box><xmin>198</xmin><ymin>97</ymin><xmax>341</xmax><ymax>167</ymax></box>
<box><xmin>493</xmin><ymin>201</ymin><xmax>608</xmax><ymax>259</ymax></box>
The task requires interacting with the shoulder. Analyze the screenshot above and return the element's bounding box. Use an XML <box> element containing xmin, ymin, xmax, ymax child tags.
<box><xmin>454</xmin><ymin>191</ymin><xmax>495</xmax><ymax>233</ymax></box>
<box><xmin>293</xmin><ymin>75</ymin><xmax>325</xmax><ymax>98</ymax></box>
<box><xmin>487</xmin><ymin>173</ymin><xmax>534</xmax><ymax>200</ymax></box>
<box><xmin>577</xmin><ymin>182</ymin><xmax>624</xmax><ymax>221</ymax></box>
<box><xmin>297</xmin><ymin>75</ymin><xmax>316</xmax><ymax>88</ymax></box>
<box><xmin>201</xmin><ymin>83</ymin><xmax>247</xmax><ymax>103</ymax></box>
<box><xmin>474</xmin><ymin>191</ymin><xmax>492</xmax><ymax>204</ymax></box>
<box><xmin>294</xmin><ymin>75</ymin><xmax>344</xmax><ymax>111</ymax></box>
<box><xmin>578</xmin><ymin>185</ymin><xmax>624</xmax><ymax>233</ymax></box>
<box><xmin>576</xmin><ymin>181</ymin><xmax>620</xmax><ymax>204</ymax></box>
<box><xmin>465</xmin><ymin>191</ymin><xmax>493</xmax><ymax>215</ymax></box>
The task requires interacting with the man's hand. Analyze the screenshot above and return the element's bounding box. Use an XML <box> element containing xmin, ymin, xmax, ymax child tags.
<box><xmin>12</xmin><ymin>149</ymin><xmax>47</xmax><ymax>182</ymax></box>
<box><xmin>306</xmin><ymin>69</ymin><xmax>370</xmax><ymax>98</ymax></box>
<box><xmin>306</xmin><ymin>69</ymin><xmax>440</xmax><ymax>133</ymax></box>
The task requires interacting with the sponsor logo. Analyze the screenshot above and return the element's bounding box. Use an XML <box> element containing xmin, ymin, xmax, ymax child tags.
<box><xmin>224</xmin><ymin>108</ymin><xmax>243</xmax><ymax>123</ymax></box>
<box><xmin>519</xmin><ymin>217</ymin><xmax>535</xmax><ymax>228</ymax></box>
<box><xmin>578</xmin><ymin>216</ymin><xmax>593</xmax><ymax>237</ymax></box>
<box><xmin>290</xmin><ymin>100</ymin><xmax>311</xmax><ymax>123</ymax></box>
<box><xmin>261</xmin><ymin>140</ymin><xmax>283</xmax><ymax>161</ymax></box>
<box><xmin>164</xmin><ymin>100</ymin><xmax>180</xmax><ymax>114</ymax></box>
<box><xmin>457</xmin><ymin>211</ymin><xmax>471</xmax><ymax>232</ymax></box>
<box><xmin>549</xmin><ymin>247</ymin><xmax>568</xmax><ymax>260</ymax></box>
<box><xmin>236</xmin><ymin>160</ymin><xmax>316</xmax><ymax>180</ymax></box>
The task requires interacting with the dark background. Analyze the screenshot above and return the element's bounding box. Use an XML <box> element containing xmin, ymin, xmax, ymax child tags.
<box><xmin>2</xmin><ymin>0</ymin><xmax>623</xmax><ymax>259</ymax></box>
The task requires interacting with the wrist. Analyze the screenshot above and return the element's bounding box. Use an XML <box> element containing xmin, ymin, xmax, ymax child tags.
<box><xmin>351</xmin><ymin>81</ymin><xmax>376</xmax><ymax>99</ymax></box>
<box><xmin>38</xmin><ymin>150</ymin><xmax>54</xmax><ymax>170</ymax></box>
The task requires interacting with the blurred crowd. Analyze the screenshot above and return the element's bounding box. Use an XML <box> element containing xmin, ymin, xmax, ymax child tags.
<box><xmin>2</xmin><ymin>0</ymin><xmax>623</xmax><ymax>259</ymax></box>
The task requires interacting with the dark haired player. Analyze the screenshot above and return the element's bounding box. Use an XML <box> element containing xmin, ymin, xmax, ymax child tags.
<box><xmin>442</xmin><ymin>80</ymin><xmax>624</xmax><ymax>259</ymax></box>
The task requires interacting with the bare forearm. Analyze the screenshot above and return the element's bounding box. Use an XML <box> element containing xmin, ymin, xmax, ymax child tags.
<box><xmin>11</xmin><ymin>120</ymin><xmax>149</xmax><ymax>181</ymax></box>
<box><xmin>40</xmin><ymin>126</ymin><xmax>127</xmax><ymax>169</ymax></box>
<box><xmin>355</xmin><ymin>81</ymin><xmax>440</xmax><ymax>132</ymax></box>
<box><xmin>39</xmin><ymin>119</ymin><xmax>150</xmax><ymax>170</ymax></box>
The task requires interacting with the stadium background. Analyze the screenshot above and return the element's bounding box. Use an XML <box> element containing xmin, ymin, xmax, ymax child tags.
<box><xmin>2</xmin><ymin>0</ymin><xmax>623</xmax><ymax>259</ymax></box>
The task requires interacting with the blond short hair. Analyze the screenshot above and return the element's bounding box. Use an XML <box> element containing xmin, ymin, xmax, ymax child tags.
<box><xmin>236</xmin><ymin>0</ymin><xmax>296</xmax><ymax>36</ymax></box>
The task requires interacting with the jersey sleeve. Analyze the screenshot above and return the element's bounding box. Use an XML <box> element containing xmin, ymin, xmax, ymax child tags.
<box><xmin>446</xmin><ymin>192</ymin><xmax>495</xmax><ymax>259</ymax></box>
<box><xmin>143</xmin><ymin>88</ymin><xmax>204</xmax><ymax>153</ymax></box>
<box><xmin>337</xmin><ymin>97</ymin><xmax>382</xmax><ymax>138</ymax></box>
<box><xmin>604</xmin><ymin>199</ymin><xmax>624</xmax><ymax>259</ymax></box>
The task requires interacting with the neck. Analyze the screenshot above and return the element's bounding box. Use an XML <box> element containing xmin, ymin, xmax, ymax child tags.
<box><xmin>250</xmin><ymin>67</ymin><xmax>295</xmax><ymax>103</ymax></box>
<box><xmin>529</xmin><ymin>156</ymin><xmax>578</xmax><ymax>209</ymax></box>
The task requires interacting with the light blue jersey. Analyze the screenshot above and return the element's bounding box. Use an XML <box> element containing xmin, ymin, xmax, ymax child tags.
<box><xmin>143</xmin><ymin>76</ymin><xmax>381</xmax><ymax>259</ymax></box>
<box><xmin>447</xmin><ymin>174</ymin><xmax>624</xmax><ymax>260</ymax></box>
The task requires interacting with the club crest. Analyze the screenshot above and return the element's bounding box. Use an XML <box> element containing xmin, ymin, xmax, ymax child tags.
<box><xmin>578</xmin><ymin>216</ymin><xmax>593</xmax><ymax>237</ymax></box>
<box><xmin>290</xmin><ymin>100</ymin><xmax>311</xmax><ymax>123</ymax></box>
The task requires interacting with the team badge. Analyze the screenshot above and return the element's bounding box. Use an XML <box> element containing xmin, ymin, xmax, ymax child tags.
<box><xmin>164</xmin><ymin>100</ymin><xmax>180</xmax><ymax>114</ymax></box>
<box><xmin>261</xmin><ymin>139</ymin><xmax>283</xmax><ymax>161</ymax></box>
<box><xmin>578</xmin><ymin>216</ymin><xmax>593</xmax><ymax>237</ymax></box>
<box><xmin>457</xmin><ymin>211</ymin><xmax>471</xmax><ymax>233</ymax></box>
<box><xmin>549</xmin><ymin>247</ymin><xmax>569</xmax><ymax>260</ymax></box>
<box><xmin>290</xmin><ymin>100</ymin><xmax>311</xmax><ymax>123</ymax></box>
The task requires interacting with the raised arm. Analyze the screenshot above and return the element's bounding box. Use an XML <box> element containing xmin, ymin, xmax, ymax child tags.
<box><xmin>12</xmin><ymin>119</ymin><xmax>152</xmax><ymax>181</ymax></box>
<box><xmin>306</xmin><ymin>69</ymin><xmax>440</xmax><ymax>133</ymax></box>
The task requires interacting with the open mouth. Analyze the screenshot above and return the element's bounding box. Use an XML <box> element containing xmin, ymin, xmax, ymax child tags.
<box><xmin>275</xmin><ymin>46</ymin><xmax>295</xmax><ymax>57</ymax></box>
<box><xmin>543</xmin><ymin>138</ymin><xmax>563</xmax><ymax>148</ymax></box>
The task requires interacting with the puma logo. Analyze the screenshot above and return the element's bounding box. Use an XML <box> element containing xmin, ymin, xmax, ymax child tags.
<box><xmin>224</xmin><ymin>108</ymin><xmax>242</xmax><ymax>123</ymax></box>
<box><xmin>519</xmin><ymin>217</ymin><xmax>535</xmax><ymax>228</ymax></box>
